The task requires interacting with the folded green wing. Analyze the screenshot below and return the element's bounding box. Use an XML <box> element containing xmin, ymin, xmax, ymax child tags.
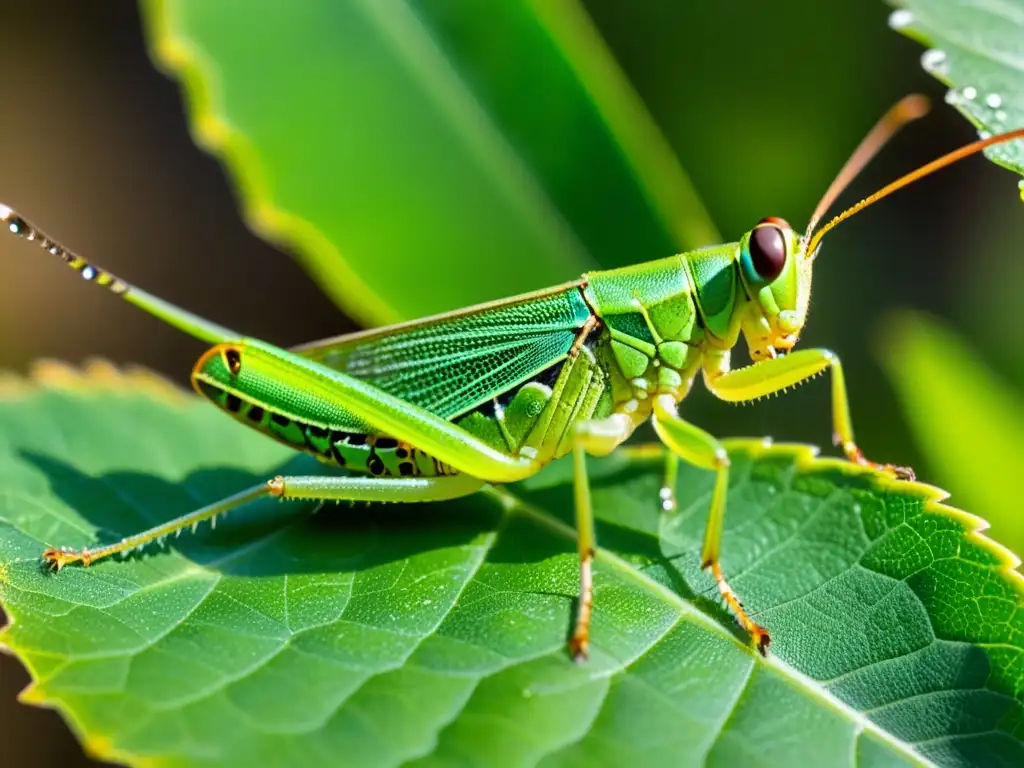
<box><xmin>292</xmin><ymin>282</ymin><xmax>593</xmax><ymax>420</ymax></box>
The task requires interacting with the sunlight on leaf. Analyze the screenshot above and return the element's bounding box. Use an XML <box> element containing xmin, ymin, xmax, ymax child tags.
<box><xmin>879</xmin><ymin>310</ymin><xmax>1024</xmax><ymax>562</ymax></box>
<box><xmin>141</xmin><ymin>0</ymin><xmax>717</xmax><ymax>326</ymax></box>
<box><xmin>0</xmin><ymin>369</ymin><xmax>1020</xmax><ymax>766</ymax></box>
<box><xmin>889</xmin><ymin>0</ymin><xmax>1024</xmax><ymax>178</ymax></box>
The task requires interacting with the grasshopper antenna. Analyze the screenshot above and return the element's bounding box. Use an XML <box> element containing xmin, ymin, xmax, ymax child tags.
<box><xmin>803</xmin><ymin>94</ymin><xmax>931</xmax><ymax>247</ymax></box>
<box><xmin>0</xmin><ymin>203</ymin><xmax>238</xmax><ymax>344</ymax></box>
<box><xmin>807</xmin><ymin>124</ymin><xmax>1024</xmax><ymax>257</ymax></box>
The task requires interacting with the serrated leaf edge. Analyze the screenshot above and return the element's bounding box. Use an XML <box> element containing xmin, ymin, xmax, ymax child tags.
<box><xmin>139</xmin><ymin>0</ymin><xmax>401</xmax><ymax>328</ymax></box>
<box><xmin>887</xmin><ymin>0</ymin><xmax>1024</xmax><ymax>179</ymax></box>
<box><xmin>0</xmin><ymin>371</ymin><xmax>1020</xmax><ymax>767</ymax></box>
<box><xmin>0</xmin><ymin>358</ymin><xmax>189</xmax><ymax>403</ymax></box>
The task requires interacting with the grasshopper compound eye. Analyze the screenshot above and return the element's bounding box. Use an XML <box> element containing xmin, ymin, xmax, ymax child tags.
<box><xmin>748</xmin><ymin>219</ymin><xmax>789</xmax><ymax>282</ymax></box>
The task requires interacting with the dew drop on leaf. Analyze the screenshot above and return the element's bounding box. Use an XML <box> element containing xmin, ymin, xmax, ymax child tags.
<box><xmin>986</xmin><ymin>93</ymin><xmax>1003</xmax><ymax>109</ymax></box>
<box><xmin>888</xmin><ymin>9</ymin><xmax>914</xmax><ymax>29</ymax></box>
<box><xmin>962</xmin><ymin>86</ymin><xmax>978</xmax><ymax>101</ymax></box>
<box><xmin>921</xmin><ymin>49</ymin><xmax>948</xmax><ymax>75</ymax></box>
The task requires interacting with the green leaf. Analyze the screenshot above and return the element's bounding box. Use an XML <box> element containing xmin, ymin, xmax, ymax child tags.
<box><xmin>888</xmin><ymin>0</ymin><xmax>1024</xmax><ymax>178</ymax></box>
<box><xmin>879</xmin><ymin>311</ymin><xmax>1024</xmax><ymax>561</ymax></box>
<box><xmin>140</xmin><ymin>0</ymin><xmax>717</xmax><ymax>326</ymax></box>
<box><xmin>1</xmin><ymin>368</ymin><xmax>1021</xmax><ymax>767</ymax></box>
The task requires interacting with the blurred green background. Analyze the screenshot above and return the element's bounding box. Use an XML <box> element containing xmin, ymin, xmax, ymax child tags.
<box><xmin>0</xmin><ymin>0</ymin><xmax>1021</xmax><ymax>765</ymax></box>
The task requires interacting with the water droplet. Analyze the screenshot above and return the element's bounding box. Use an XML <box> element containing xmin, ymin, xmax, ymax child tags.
<box><xmin>996</xmin><ymin>110</ymin><xmax>1008</xmax><ymax>123</ymax></box>
<box><xmin>888</xmin><ymin>9</ymin><xmax>914</xmax><ymax>29</ymax></box>
<box><xmin>986</xmin><ymin>93</ymin><xmax>1003</xmax><ymax>109</ymax></box>
<box><xmin>962</xmin><ymin>86</ymin><xmax>978</xmax><ymax>101</ymax></box>
<box><xmin>921</xmin><ymin>49</ymin><xmax>948</xmax><ymax>75</ymax></box>
<box><xmin>944</xmin><ymin>88</ymin><xmax>960</xmax><ymax>106</ymax></box>
<box><xmin>81</xmin><ymin>265</ymin><xmax>97</xmax><ymax>281</ymax></box>
<box><xmin>979</xmin><ymin>129</ymin><xmax>993</xmax><ymax>140</ymax></box>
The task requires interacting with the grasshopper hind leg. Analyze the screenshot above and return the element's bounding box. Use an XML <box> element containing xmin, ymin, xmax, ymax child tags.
<box><xmin>42</xmin><ymin>473</ymin><xmax>486</xmax><ymax>571</ymax></box>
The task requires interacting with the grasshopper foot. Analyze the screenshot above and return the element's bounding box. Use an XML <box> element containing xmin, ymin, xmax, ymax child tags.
<box><xmin>705</xmin><ymin>560</ymin><xmax>771</xmax><ymax>656</ymax></box>
<box><xmin>842</xmin><ymin>443</ymin><xmax>915</xmax><ymax>482</ymax></box>
<box><xmin>42</xmin><ymin>547</ymin><xmax>93</xmax><ymax>571</ymax></box>
<box><xmin>569</xmin><ymin>631</ymin><xmax>589</xmax><ymax>663</ymax></box>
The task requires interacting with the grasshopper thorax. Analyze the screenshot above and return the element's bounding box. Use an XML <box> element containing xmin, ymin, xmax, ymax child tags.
<box><xmin>736</xmin><ymin>217</ymin><xmax>812</xmax><ymax>361</ymax></box>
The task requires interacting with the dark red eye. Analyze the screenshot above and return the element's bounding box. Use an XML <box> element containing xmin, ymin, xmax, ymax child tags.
<box><xmin>749</xmin><ymin>224</ymin><xmax>787</xmax><ymax>281</ymax></box>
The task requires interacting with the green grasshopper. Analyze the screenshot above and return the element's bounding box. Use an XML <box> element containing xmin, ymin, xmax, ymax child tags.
<box><xmin>4</xmin><ymin>96</ymin><xmax>1022</xmax><ymax>661</ymax></box>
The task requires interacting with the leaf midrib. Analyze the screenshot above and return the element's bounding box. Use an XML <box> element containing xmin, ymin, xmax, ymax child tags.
<box><xmin>487</xmin><ymin>465</ymin><xmax>933</xmax><ymax>767</ymax></box>
<box><xmin>364</xmin><ymin>0</ymin><xmax>594</xmax><ymax>276</ymax></box>
<box><xmin>6</xmin><ymin>431</ymin><xmax>934</xmax><ymax>766</ymax></box>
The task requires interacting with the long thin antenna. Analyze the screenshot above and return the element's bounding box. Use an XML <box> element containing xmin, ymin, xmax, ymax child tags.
<box><xmin>803</xmin><ymin>95</ymin><xmax>931</xmax><ymax>244</ymax></box>
<box><xmin>0</xmin><ymin>204</ymin><xmax>239</xmax><ymax>344</ymax></box>
<box><xmin>807</xmin><ymin>126</ymin><xmax>1024</xmax><ymax>257</ymax></box>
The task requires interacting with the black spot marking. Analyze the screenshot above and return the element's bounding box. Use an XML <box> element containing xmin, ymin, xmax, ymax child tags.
<box><xmin>346</xmin><ymin>434</ymin><xmax>368</xmax><ymax>446</ymax></box>
<box><xmin>307</xmin><ymin>425</ymin><xmax>329</xmax><ymax>438</ymax></box>
<box><xmin>399</xmin><ymin>462</ymin><xmax>415</xmax><ymax>476</ymax></box>
<box><xmin>367</xmin><ymin>455</ymin><xmax>386</xmax><ymax>476</ymax></box>
<box><xmin>225</xmin><ymin>393</ymin><xmax>242</xmax><ymax>413</ymax></box>
<box><xmin>474</xmin><ymin>398</ymin><xmax>500</xmax><ymax>420</ymax></box>
<box><xmin>330</xmin><ymin>443</ymin><xmax>347</xmax><ymax>467</ymax></box>
<box><xmin>375</xmin><ymin>437</ymin><xmax>399</xmax><ymax>449</ymax></box>
<box><xmin>196</xmin><ymin>380</ymin><xmax>221</xmax><ymax>401</ymax></box>
<box><xmin>247</xmin><ymin>405</ymin><xmax>264</xmax><ymax>423</ymax></box>
<box><xmin>272</xmin><ymin>414</ymin><xmax>291</xmax><ymax>427</ymax></box>
<box><xmin>395</xmin><ymin>447</ymin><xmax>409</xmax><ymax>459</ymax></box>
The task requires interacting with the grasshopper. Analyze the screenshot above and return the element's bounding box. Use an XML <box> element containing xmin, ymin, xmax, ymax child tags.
<box><xmin>4</xmin><ymin>96</ymin><xmax>1021</xmax><ymax>661</ymax></box>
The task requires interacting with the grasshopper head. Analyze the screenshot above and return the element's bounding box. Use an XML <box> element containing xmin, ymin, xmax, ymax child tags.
<box><xmin>736</xmin><ymin>217</ymin><xmax>812</xmax><ymax>361</ymax></box>
<box><xmin>732</xmin><ymin>96</ymin><xmax>937</xmax><ymax>362</ymax></box>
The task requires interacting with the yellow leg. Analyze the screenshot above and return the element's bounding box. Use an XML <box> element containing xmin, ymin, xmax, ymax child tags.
<box><xmin>706</xmin><ymin>348</ymin><xmax>914</xmax><ymax>480</ymax></box>
<box><xmin>569</xmin><ymin>412</ymin><xmax>633</xmax><ymax>661</ymax></box>
<box><xmin>651</xmin><ymin>395</ymin><xmax>769</xmax><ymax>655</ymax></box>
<box><xmin>43</xmin><ymin>475</ymin><xmax>486</xmax><ymax>570</ymax></box>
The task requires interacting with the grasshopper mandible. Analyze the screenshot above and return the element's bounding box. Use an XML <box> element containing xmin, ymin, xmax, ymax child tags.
<box><xmin>5</xmin><ymin>96</ymin><xmax>1021</xmax><ymax>660</ymax></box>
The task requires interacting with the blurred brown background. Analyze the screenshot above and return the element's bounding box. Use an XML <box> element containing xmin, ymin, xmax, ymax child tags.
<box><xmin>0</xmin><ymin>1</ymin><xmax>1020</xmax><ymax>765</ymax></box>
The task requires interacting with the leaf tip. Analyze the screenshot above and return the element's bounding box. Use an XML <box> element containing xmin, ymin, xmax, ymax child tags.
<box><xmin>16</xmin><ymin>679</ymin><xmax>45</xmax><ymax>705</ymax></box>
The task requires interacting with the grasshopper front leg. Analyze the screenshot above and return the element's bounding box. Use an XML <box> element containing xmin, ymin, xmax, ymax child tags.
<box><xmin>706</xmin><ymin>348</ymin><xmax>914</xmax><ymax>480</ymax></box>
